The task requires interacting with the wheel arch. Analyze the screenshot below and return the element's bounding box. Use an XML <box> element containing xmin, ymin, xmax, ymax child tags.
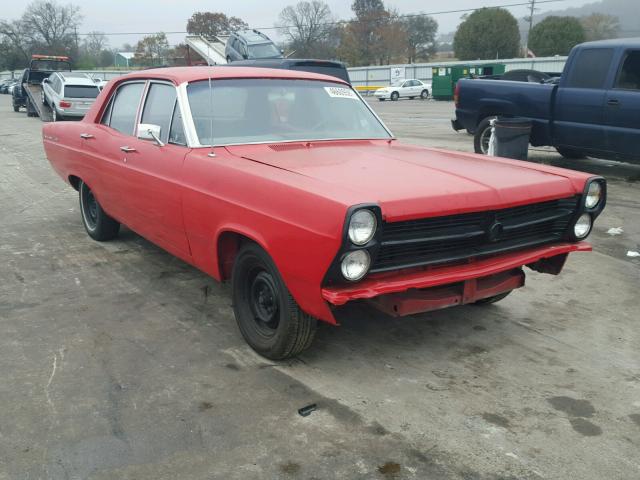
<box><xmin>215</xmin><ymin>228</ymin><xmax>269</xmax><ymax>281</ymax></box>
<box><xmin>68</xmin><ymin>174</ymin><xmax>81</xmax><ymax>191</ymax></box>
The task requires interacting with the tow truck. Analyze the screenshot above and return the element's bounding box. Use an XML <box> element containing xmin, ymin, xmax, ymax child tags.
<box><xmin>12</xmin><ymin>55</ymin><xmax>72</xmax><ymax>122</ymax></box>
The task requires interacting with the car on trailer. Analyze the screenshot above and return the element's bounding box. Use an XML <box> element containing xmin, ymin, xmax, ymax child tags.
<box><xmin>13</xmin><ymin>55</ymin><xmax>71</xmax><ymax>118</ymax></box>
<box><xmin>42</xmin><ymin>66</ymin><xmax>606</xmax><ymax>359</ymax></box>
<box><xmin>42</xmin><ymin>72</ymin><xmax>101</xmax><ymax>121</ymax></box>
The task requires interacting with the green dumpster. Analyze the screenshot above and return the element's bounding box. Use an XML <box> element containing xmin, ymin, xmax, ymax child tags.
<box><xmin>431</xmin><ymin>63</ymin><xmax>506</xmax><ymax>101</ymax></box>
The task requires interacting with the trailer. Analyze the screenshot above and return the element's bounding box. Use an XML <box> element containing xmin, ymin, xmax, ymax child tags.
<box><xmin>13</xmin><ymin>55</ymin><xmax>71</xmax><ymax>122</ymax></box>
<box><xmin>185</xmin><ymin>35</ymin><xmax>229</xmax><ymax>65</ymax></box>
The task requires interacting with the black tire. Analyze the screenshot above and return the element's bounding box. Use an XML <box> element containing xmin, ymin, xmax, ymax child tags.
<box><xmin>232</xmin><ymin>243</ymin><xmax>317</xmax><ymax>360</ymax></box>
<box><xmin>409</xmin><ymin>96</ymin><xmax>415</xmax><ymax>100</ymax></box>
<box><xmin>79</xmin><ymin>180</ymin><xmax>120</xmax><ymax>241</ymax></box>
<box><xmin>473</xmin><ymin>116</ymin><xmax>497</xmax><ymax>154</ymax></box>
<box><xmin>474</xmin><ymin>290</ymin><xmax>512</xmax><ymax>305</ymax></box>
<box><xmin>390</xmin><ymin>91</ymin><xmax>399</xmax><ymax>101</ymax></box>
<box><xmin>226</xmin><ymin>56</ymin><xmax>232</xmax><ymax>63</ymax></box>
<box><xmin>13</xmin><ymin>104</ymin><xmax>19</xmax><ymax>112</ymax></box>
<box><xmin>556</xmin><ymin>147</ymin><xmax>586</xmax><ymax>159</ymax></box>
<box><xmin>420</xmin><ymin>89</ymin><xmax>429</xmax><ymax>99</ymax></box>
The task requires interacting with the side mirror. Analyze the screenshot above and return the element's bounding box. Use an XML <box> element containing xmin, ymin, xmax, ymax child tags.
<box><xmin>43</xmin><ymin>78</ymin><xmax>49</xmax><ymax>83</ymax></box>
<box><xmin>137</xmin><ymin>123</ymin><xmax>164</xmax><ymax>146</ymax></box>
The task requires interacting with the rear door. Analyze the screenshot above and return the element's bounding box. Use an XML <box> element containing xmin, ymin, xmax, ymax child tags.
<box><xmin>554</xmin><ymin>47</ymin><xmax>614</xmax><ymax>154</ymax></box>
<box><xmin>604</xmin><ymin>49</ymin><xmax>640</xmax><ymax>161</ymax></box>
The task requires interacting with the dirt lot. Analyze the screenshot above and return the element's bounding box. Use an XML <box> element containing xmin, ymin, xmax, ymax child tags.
<box><xmin>1</xmin><ymin>94</ymin><xmax>639</xmax><ymax>480</ymax></box>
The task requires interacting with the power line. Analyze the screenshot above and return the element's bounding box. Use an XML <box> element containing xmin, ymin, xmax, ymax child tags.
<box><xmin>75</xmin><ymin>0</ymin><xmax>566</xmax><ymax>36</ymax></box>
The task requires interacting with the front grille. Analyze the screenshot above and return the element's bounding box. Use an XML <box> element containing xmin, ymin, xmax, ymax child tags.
<box><xmin>371</xmin><ymin>196</ymin><xmax>579</xmax><ymax>272</ymax></box>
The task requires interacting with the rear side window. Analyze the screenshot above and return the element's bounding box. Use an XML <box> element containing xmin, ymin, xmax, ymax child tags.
<box><xmin>615</xmin><ymin>50</ymin><xmax>640</xmax><ymax>90</ymax></box>
<box><xmin>565</xmin><ymin>48</ymin><xmax>614</xmax><ymax>89</ymax></box>
<box><xmin>64</xmin><ymin>85</ymin><xmax>99</xmax><ymax>98</ymax></box>
<box><xmin>108</xmin><ymin>83</ymin><xmax>145</xmax><ymax>135</ymax></box>
<box><xmin>141</xmin><ymin>83</ymin><xmax>177</xmax><ymax>143</ymax></box>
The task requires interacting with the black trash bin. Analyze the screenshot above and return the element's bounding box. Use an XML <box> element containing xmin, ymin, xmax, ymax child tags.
<box><xmin>493</xmin><ymin>117</ymin><xmax>532</xmax><ymax>160</ymax></box>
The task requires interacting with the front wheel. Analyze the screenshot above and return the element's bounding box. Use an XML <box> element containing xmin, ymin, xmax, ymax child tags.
<box><xmin>473</xmin><ymin>116</ymin><xmax>497</xmax><ymax>154</ymax></box>
<box><xmin>474</xmin><ymin>290</ymin><xmax>512</xmax><ymax>305</ymax></box>
<box><xmin>390</xmin><ymin>91</ymin><xmax>399</xmax><ymax>101</ymax></box>
<box><xmin>420</xmin><ymin>89</ymin><xmax>429</xmax><ymax>99</ymax></box>
<box><xmin>79</xmin><ymin>180</ymin><xmax>120</xmax><ymax>241</ymax></box>
<box><xmin>232</xmin><ymin>243</ymin><xmax>317</xmax><ymax>360</ymax></box>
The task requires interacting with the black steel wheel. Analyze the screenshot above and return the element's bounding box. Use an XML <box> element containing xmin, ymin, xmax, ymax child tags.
<box><xmin>473</xmin><ymin>116</ymin><xmax>497</xmax><ymax>154</ymax></box>
<box><xmin>79</xmin><ymin>180</ymin><xmax>120</xmax><ymax>241</ymax></box>
<box><xmin>390</xmin><ymin>91</ymin><xmax>399</xmax><ymax>101</ymax></box>
<box><xmin>232</xmin><ymin>243</ymin><xmax>317</xmax><ymax>360</ymax></box>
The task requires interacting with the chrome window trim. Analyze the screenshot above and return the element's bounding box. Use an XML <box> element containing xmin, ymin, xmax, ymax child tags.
<box><xmin>99</xmin><ymin>79</ymin><xmax>148</xmax><ymax>136</ymax></box>
<box><xmin>180</xmin><ymin>79</ymin><xmax>395</xmax><ymax>148</ymax></box>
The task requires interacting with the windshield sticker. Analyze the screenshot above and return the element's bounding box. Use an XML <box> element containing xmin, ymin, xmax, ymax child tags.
<box><xmin>324</xmin><ymin>86</ymin><xmax>358</xmax><ymax>99</ymax></box>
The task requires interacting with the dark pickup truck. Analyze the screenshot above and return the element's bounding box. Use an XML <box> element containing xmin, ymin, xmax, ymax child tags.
<box><xmin>452</xmin><ymin>38</ymin><xmax>640</xmax><ymax>163</ymax></box>
<box><xmin>13</xmin><ymin>54</ymin><xmax>71</xmax><ymax>119</ymax></box>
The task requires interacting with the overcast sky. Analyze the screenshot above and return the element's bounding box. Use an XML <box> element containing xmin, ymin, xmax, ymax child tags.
<box><xmin>4</xmin><ymin>0</ymin><xmax>595</xmax><ymax>49</ymax></box>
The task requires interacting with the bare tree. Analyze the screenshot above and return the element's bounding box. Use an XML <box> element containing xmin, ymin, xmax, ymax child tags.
<box><xmin>581</xmin><ymin>13</ymin><xmax>620</xmax><ymax>41</ymax></box>
<box><xmin>82</xmin><ymin>31</ymin><xmax>109</xmax><ymax>58</ymax></box>
<box><xmin>22</xmin><ymin>1</ymin><xmax>82</xmax><ymax>54</ymax></box>
<box><xmin>277</xmin><ymin>1</ymin><xmax>337</xmax><ymax>58</ymax></box>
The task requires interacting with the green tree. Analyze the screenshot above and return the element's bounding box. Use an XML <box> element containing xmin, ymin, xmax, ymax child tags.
<box><xmin>528</xmin><ymin>16</ymin><xmax>585</xmax><ymax>57</ymax></box>
<box><xmin>404</xmin><ymin>15</ymin><xmax>438</xmax><ymax>63</ymax></box>
<box><xmin>134</xmin><ymin>33</ymin><xmax>170</xmax><ymax>66</ymax></box>
<box><xmin>580</xmin><ymin>13</ymin><xmax>620</xmax><ymax>41</ymax></box>
<box><xmin>453</xmin><ymin>8</ymin><xmax>520</xmax><ymax>60</ymax></box>
<box><xmin>186</xmin><ymin>12</ymin><xmax>247</xmax><ymax>38</ymax></box>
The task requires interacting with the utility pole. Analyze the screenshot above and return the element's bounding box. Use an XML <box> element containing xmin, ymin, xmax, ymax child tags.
<box><xmin>525</xmin><ymin>0</ymin><xmax>536</xmax><ymax>58</ymax></box>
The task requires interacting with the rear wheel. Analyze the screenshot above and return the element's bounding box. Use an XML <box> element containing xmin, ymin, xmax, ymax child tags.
<box><xmin>79</xmin><ymin>180</ymin><xmax>120</xmax><ymax>241</ymax></box>
<box><xmin>420</xmin><ymin>89</ymin><xmax>429</xmax><ymax>99</ymax></box>
<box><xmin>13</xmin><ymin>103</ymin><xmax>19</xmax><ymax>112</ymax></box>
<box><xmin>474</xmin><ymin>116</ymin><xmax>497</xmax><ymax>154</ymax></box>
<box><xmin>390</xmin><ymin>91</ymin><xmax>399</xmax><ymax>101</ymax></box>
<box><xmin>556</xmin><ymin>147</ymin><xmax>586</xmax><ymax>159</ymax></box>
<box><xmin>232</xmin><ymin>243</ymin><xmax>317</xmax><ymax>360</ymax></box>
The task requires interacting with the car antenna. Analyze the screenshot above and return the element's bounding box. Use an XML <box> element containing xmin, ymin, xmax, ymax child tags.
<box><xmin>207</xmin><ymin>75</ymin><xmax>216</xmax><ymax>157</ymax></box>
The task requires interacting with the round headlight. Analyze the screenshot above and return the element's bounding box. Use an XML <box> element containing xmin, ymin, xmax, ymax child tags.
<box><xmin>573</xmin><ymin>213</ymin><xmax>592</xmax><ymax>239</ymax></box>
<box><xmin>585</xmin><ymin>182</ymin><xmax>602</xmax><ymax>209</ymax></box>
<box><xmin>341</xmin><ymin>250</ymin><xmax>370</xmax><ymax>281</ymax></box>
<box><xmin>348</xmin><ymin>209</ymin><xmax>377</xmax><ymax>245</ymax></box>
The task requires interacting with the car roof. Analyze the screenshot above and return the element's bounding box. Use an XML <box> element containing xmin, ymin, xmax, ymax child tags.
<box><xmin>56</xmin><ymin>72</ymin><xmax>97</xmax><ymax>85</ymax></box>
<box><xmin>234</xmin><ymin>29</ymin><xmax>272</xmax><ymax>44</ymax></box>
<box><xmin>110</xmin><ymin>66</ymin><xmax>350</xmax><ymax>87</ymax></box>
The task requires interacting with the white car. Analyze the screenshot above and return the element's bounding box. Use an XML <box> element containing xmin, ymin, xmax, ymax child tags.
<box><xmin>42</xmin><ymin>72</ymin><xmax>100</xmax><ymax>121</ymax></box>
<box><xmin>374</xmin><ymin>79</ymin><xmax>431</xmax><ymax>101</ymax></box>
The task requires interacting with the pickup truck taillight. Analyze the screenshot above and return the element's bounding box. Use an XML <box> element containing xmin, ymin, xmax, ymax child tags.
<box><xmin>59</xmin><ymin>101</ymin><xmax>71</xmax><ymax>108</ymax></box>
<box><xmin>454</xmin><ymin>83</ymin><xmax>460</xmax><ymax>107</ymax></box>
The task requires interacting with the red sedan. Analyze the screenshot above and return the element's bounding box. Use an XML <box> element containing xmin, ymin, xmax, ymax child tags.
<box><xmin>42</xmin><ymin>67</ymin><xmax>606</xmax><ymax>359</ymax></box>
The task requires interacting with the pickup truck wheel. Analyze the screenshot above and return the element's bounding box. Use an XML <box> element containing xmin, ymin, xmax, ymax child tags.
<box><xmin>232</xmin><ymin>243</ymin><xmax>317</xmax><ymax>360</ymax></box>
<box><xmin>556</xmin><ymin>147</ymin><xmax>586</xmax><ymax>159</ymax></box>
<box><xmin>79</xmin><ymin>180</ymin><xmax>120</xmax><ymax>241</ymax></box>
<box><xmin>390</xmin><ymin>91</ymin><xmax>399</xmax><ymax>101</ymax></box>
<box><xmin>13</xmin><ymin>104</ymin><xmax>19</xmax><ymax>112</ymax></box>
<box><xmin>474</xmin><ymin>290</ymin><xmax>512</xmax><ymax>305</ymax></box>
<box><xmin>474</xmin><ymin>116</ymin><xmax>497</xmax><ymax>154</ymax></box>
<box><xmin>420</xmin><ymin>89</ymin><xmax>429</xmax><ymax>99</ymax></box>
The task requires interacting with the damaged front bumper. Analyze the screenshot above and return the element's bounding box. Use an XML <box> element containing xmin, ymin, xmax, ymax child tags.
<box><xmin>322</xmin><ymin>242</ymin><xmax>591</xmax><ymax>316</ymax></box>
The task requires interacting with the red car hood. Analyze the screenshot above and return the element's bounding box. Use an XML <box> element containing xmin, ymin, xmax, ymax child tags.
<box><xmin>226</xmin><ymin>141</ymin><xmax>587</xmax><ymax>221</ymax></box>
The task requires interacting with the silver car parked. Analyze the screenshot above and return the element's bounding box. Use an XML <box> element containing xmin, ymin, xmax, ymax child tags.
<box><xmin>42</xmin><ymin>72</ymin><xmax>100</xmax><ymax>121</ymax></box>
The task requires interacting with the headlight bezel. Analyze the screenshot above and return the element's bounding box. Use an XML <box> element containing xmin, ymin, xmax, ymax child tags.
<box><xmin>566</xmin><ymin>177</ymin><xmax>606</xmax><ymax>242</ymax></box>
<box><xmin>323</xmin><ymin>204</ymin><xmax>383</xmax><ymax>284</ymax></box>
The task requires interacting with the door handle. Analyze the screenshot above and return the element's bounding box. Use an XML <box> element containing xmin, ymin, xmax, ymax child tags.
<box><xmin>607</xmin><ymin>99</ymin><xmax>620</xmax><ymax>106</ymax></box>
<box><xmin>119</xmin><ymin>146</ymin><xmax>136</xmax><ymax>153</ymax></box>
<box><xmin>80</xmin><ymin>133</ymin><xmax>94</xmax><ymax>139</ymax></box>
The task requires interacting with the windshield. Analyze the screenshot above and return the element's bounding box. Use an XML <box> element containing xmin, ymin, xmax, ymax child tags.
<box><xmin>187</xmin><ymin>78</ymin><xmax>391</xmax><ymax>146</ymax></box>
<box><xmin>248</xmin><ymin>43</ymin><xmax>282</xmax><ymax>59</ymax></box>
<box><xmin>64</xmin><ymin>85</ymin><xmax>99</xmax><ymax>98</ymax></box>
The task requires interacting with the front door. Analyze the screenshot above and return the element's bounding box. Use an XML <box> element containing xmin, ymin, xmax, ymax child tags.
<box><xmin>553</xmin><ymin>47</ymin><xmax>614</xmax><ymax>154</ymax></box>
<box><xmin>604</xmin><ymin>49</ymin><xmax>640</xmax><ymax>161</ymax></box>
